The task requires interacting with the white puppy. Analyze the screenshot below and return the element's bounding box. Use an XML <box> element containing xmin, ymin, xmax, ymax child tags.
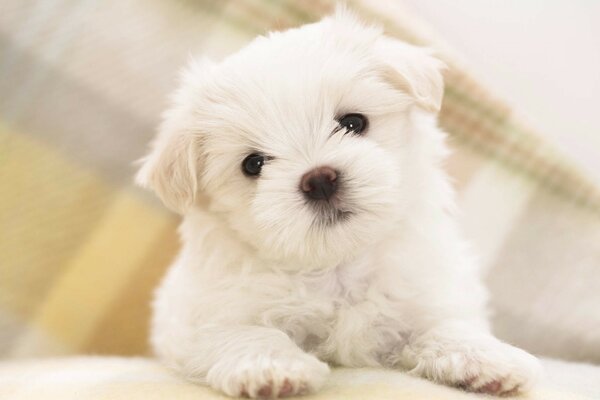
<box><xmin>137</xmin><ymin>10</ymin><xmax>540</xmax><ymax>399</ymax></box>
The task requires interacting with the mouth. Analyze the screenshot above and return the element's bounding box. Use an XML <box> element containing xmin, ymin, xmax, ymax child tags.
<box><xmin>309</xmin><ymin>200</ymin><xmax>353</xmax><ymax>226</ymax></box>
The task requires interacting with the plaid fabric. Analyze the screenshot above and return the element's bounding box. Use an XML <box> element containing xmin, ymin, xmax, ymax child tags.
<box><xmin>1</xmin><ymin>0</ymin><xmax>599</xmax><ymax>361</ymax></box>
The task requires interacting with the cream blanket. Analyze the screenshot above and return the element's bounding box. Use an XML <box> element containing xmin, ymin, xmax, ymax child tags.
<box><xmin>1</xmin><ymin>357</ymin><xmax>600</xmax><ymax>400</ymax></box>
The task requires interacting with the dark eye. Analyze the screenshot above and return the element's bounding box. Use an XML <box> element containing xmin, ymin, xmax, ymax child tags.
<box><xmin>242</xmin><ymin>153</ymin><xmax>265</xmax><ymax>177</ymax></box>
<box><xmin>338</xmin><ymin>113</ymin><xmax>368</xmax><ymax>135</ymax></box>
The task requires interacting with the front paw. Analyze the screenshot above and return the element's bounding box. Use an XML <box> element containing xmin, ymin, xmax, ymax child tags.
<box><xmin>403</xmin><ymin>334</ymin><xmax>541</xmax><ymax>396</ymax></box>
<box><xmin>206</xmin><ymin>351</ymin><xmax>330</xmax><ymax>398</ymax></box>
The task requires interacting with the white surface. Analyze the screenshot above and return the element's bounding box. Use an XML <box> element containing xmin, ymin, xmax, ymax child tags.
<box><xmin>401</xmin><ymin>0</ymin><xmax>600</xmax><ymax>185</ymax></box>
<box><xmin>1</xmin><ymin>357</ymin><xmax>600</xmax><ymax>399</ymax></box>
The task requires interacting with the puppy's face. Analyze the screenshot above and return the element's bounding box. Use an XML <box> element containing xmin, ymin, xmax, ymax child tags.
<box><xmin>137</xmin><ymin>12</ymin><xmax>446</xmax><ymax>268</ymax></box>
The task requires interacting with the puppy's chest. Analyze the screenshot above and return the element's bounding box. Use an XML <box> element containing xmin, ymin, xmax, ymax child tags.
<box><xmin>261</xmin><ymin>260</ymin><xmax>404</xmax><ymax>353</ymax></box>
<box><xmin>262</xmin><ymin>264</ymin><xmax>369</xmax><ymax>324</ymax></box>
<box><xmin>299</xmin><ymin>259</ymin><xmax>375</xmax><ymax>307</ymax></box>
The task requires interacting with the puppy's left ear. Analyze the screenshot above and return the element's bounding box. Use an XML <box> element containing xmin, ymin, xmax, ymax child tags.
<box><xmin>375</xmin><ymin>37</ymin><xmax>446</xmax><ymax>113</ymax></box>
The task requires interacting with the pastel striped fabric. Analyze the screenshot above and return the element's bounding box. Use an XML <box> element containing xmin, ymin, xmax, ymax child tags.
<box><xmin>1</xmin><ymin>0</ymin><xmax>599</xmax><ymax>363</ymax></box>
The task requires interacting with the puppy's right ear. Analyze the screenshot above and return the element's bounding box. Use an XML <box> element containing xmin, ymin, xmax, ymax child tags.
<box><xmin>135</xmin><ymin>122</ymin><xmax>200</xmax><ymax>214</ymax></box>
<box><xmin>136</xmin><ymin>59</ymin><xmax>214</xmax><ymax>213</ymax></box>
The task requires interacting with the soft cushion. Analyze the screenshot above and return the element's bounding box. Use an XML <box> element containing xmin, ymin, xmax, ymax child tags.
<box><xmin>1</xmin><ymin>357</ymin><xmax>600</xmax><ymax>400</ymax></box>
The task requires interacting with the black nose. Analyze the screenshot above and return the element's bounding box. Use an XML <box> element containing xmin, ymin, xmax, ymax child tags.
<box><xmin>300</xmin><ymin>166</ymin><xmax>338</xmax><ymax>201</ymax></box>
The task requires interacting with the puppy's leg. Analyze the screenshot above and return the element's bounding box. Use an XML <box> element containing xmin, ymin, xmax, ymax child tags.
<box><xmin>157</xmin><ymin>325</ymin><xmax>330</xmax><ymax>398</ymax></box>
<box><xmin>385</xmin><ymin>221</ymin><xmax>542</xmax><ymax>395</ymax></box>
<box><xmin>399</xmin><ymin>321</ymin><xmax>541</xmax><ymax>396</ymax></box>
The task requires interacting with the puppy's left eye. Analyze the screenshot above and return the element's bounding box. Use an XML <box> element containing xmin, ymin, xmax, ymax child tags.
<box><xmin>338</xmin><ymin>113</ymin><xmax>368</xmax><ymax>135</ymax></box>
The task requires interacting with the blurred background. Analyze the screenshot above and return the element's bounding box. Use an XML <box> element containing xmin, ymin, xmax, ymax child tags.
<box><xmin>0</xmin><ymin>0</ymin><xmax>599</xmax><ymax>368</ymax></box>
<box><xmin>403</xmin><ymin>0</ymin><xmax>600</xmax><ymax>186</ymax></box>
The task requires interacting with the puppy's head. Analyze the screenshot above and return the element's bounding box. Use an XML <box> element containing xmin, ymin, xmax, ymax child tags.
<box><xmin>137</xmin><ymin>10</ymin><xmax>446</xmax><ymax>268</ymax></box>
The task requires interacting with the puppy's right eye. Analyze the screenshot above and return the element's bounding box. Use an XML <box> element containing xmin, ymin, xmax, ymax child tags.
<box><xmin>242</xmin><ymin>153</ymin><xmax>265</xmax><ymax>177</ymax></box>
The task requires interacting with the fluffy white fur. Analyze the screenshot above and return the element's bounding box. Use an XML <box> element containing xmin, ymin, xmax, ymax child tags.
<box><xmin>136</xmin><ymin>10</ymin><xmax>541</xmax><ymax>399</ymax></box>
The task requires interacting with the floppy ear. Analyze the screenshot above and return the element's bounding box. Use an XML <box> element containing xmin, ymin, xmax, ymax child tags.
<box><xmin>135</xmin><ymin>116</ymin><xmax>200</xmax><ymax>214</ymax></box>
<box><xmin>375</xmin><ymin>37</ymin><xmax>446</xmax><ymax>113</ymax></box>
<box><xmin>136</xmin><ymin>58</ymin><xmax>215</xmax><ymax>213</ymax></box>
